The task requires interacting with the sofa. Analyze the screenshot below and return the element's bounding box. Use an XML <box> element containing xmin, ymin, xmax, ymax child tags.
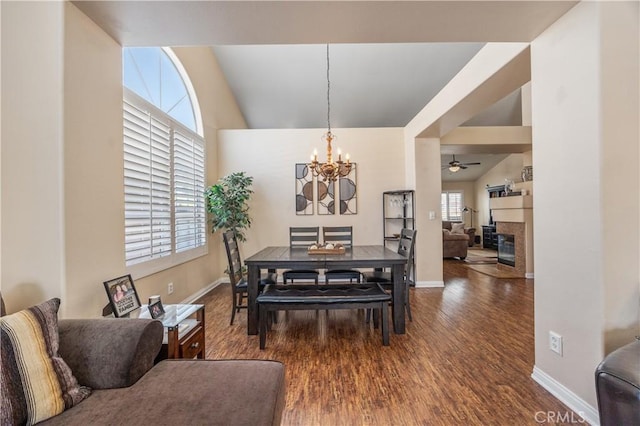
<box><xmin>442</xmin><ymin>221</ymin><xmax>476</xmax><ymax>247</ymax></box>
<box><xmin>0</xmin><ymin>297</ymin><xmax>285</xmax><ymax>426</ymax></box>
<box><xmin>442</xmin><ymin>230</ymin><xmax>469</xmax><ymax>259</ymax></box>
<box><xmin>595</xmin><ymin>338</ymin><xmax>640</xmax><ymax>425</ymax></box>
<box><xmin>442</xmin><ymin>221</ymin><xmax>475</xmax><ymax>260</ymax></box>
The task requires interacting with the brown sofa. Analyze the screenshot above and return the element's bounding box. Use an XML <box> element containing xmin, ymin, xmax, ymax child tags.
<box><xmin>1</xmin><ymin>298</ymin><xmax>286</xmax><ymax>426</ymax></box>
<box><xmin>442</xmin><ymin>229</ymin><xmax>469</xmax><ymax>259</ymax></box>
<box><xmin>442</xmin><ymin>221</ymin><xmax>475</xmax><ymax>259</ymax></box>
<box><xmin>442</xmin><ymin>221</ymin><xmax>476</xmax><ymax>247</ymax></box>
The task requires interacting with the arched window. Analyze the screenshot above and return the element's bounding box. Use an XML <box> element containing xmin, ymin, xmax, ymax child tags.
<box><xmin>123</xmin><ymin>47</ymin><xmax>206</xmax><ymax>275</ymax></box>
<box><xmin>124</xmin><ymin>47</ymin><xmax>202</xmax><ymax>135</ymax></box>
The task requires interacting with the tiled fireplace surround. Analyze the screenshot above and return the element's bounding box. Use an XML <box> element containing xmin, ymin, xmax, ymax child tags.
<box><xmin>496</xmin><ymin>222</ymin><xmax>526</xmax><ymax>277</ymax></box>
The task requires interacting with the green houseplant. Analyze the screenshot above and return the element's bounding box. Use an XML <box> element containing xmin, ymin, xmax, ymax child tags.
<box><xmin>205</xmin><ymin>172</ymin><xmax>254</xmax><ymax>242</ymax></box>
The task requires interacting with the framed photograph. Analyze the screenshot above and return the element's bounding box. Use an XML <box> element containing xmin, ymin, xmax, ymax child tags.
<box><xmin>148</xmin><ymin>300</ymin><xmax>165</xmax><ymax>319</ymax></box>
<box><xmin>103</xmin><ymin>274</ymin><xmax>141</xmax><ymax>318</ymax></box>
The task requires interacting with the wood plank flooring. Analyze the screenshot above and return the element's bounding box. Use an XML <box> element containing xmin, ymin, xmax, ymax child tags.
<box><xmin>197</xmin><ymin>259</ymin><xmax>579</xmax><ymax>425</ymax></box>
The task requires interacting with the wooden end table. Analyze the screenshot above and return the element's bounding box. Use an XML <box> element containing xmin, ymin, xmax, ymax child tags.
<box><xmin>139</xmin><ymin>303</ymin><xmax>205</xmax><ymax>360</ymax></box>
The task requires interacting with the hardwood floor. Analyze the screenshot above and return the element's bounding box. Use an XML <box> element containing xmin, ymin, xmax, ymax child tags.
<box><xmin>197</xmin><ymin>259</ymin><xmax>578</xmax><ymax>425</ymax></box>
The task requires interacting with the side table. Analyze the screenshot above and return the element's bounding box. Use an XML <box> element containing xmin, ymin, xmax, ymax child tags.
<box><xmin>139</xmin><ymin>303</ymin><xmax>205</xmax><ymax>360</ymax></box>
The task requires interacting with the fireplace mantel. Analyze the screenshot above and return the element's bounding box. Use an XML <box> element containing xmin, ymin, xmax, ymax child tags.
<box><xmin>490</xmin><ymin>195</ymin><xmax>534</xmax><ymax>278</ymax></box>
<box><xmin>490</xmin><ymin>194</ymin><xmax>533</xmax><ymax>210</ymax></box>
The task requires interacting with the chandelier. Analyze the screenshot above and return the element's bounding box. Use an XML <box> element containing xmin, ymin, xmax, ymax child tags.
<box><xmin>309</xmin><ymin>44</ymin><xmax>352</xmax><ymax>182</ymax></box>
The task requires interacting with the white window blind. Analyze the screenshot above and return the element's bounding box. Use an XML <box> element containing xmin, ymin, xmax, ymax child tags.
<box><xmin>123</xmin><ymin>47</ymin><xmax>206</xmax><ymax>278</ymax></box>
<box><xmin>173</xmin><ymin>130</ymin><xmax>206</xmax><ymax>253</ymax></box>
<box><xmin>123</xmin><ymin>96</ymin><xmax>207</xmax><ymax>272</ymax></box>
<box><xmin>442</xmin><ymin>191</ymin><xmax>463</xmax><ymax>221</ymax></box>
<box><xmin>124</xmin><ymin>100</ymin><xmax>172</xmax><ymax>265</ymax></box>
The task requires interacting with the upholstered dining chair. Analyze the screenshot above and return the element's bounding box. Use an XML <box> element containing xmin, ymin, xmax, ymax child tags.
<box><xmin>323</xmin><ymin>226</ymin><xmax>362</xmax><ymax>284</ymax></box>
<box><xmin>363</xmin><ymin>228</ymin><xmax>416</xmax><ymax>321</ymax></box>
<box><xmin>223</xmin><ymin>230</ymin><xmax>277</xmax><ymax>325</ymax></box>
<box><xmin>282</xmin><ymin>227</ymin><xmax>320</xmax><ymax>285</ymax></box>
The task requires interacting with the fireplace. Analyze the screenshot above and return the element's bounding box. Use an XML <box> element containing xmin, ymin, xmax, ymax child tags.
<box><xmin>497</xmin><ymin>234</ymin><xmax>516</xmax><ymax>267</ymax></box>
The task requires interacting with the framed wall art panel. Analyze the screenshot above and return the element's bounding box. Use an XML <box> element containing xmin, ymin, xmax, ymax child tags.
<box><xmin>295</xmin><ymin>163</ymin><xmax>314</xmax><ymax>215</ymax></box>
<box><xmin>339</xmin><ymin>162</ymin><xmax>357</xmax><ymax>215</ymax></box>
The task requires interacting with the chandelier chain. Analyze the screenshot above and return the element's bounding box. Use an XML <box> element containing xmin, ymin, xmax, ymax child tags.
<box><xmin>326</xmin><ymin>44</ymin><xmax>331</xmax><ymax>133</ymax></box>
<box><xmin>308</xmin><ymin>43</ymin><xmax>352</xmax><ymax>182</ymax></box>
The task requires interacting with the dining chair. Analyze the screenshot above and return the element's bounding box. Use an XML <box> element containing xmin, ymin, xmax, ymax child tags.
<box><xmin>323</xmin><ymin>226</ymin><xmax>362</xmax><ymax>284</ymax></box>
<box><xmin>282</xmin><ymin>227</ymin><xmax>320</xmax><ymax>285</ymax></box>
<box><xmin>223</xmin><ymin>229</ymin><xmax>277</xmax><ymax>325</ymax></box>
<box><xmin>363</xmin><ymin>228</ymin><xmax>416</xmax><ymax>321</ymax></box>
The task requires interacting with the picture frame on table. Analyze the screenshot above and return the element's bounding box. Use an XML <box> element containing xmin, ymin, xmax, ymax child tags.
<box><xmin>103</xmin><ymin>274</ymin><xmax>141</xmax><ymax>318</ymax></box>
<box><xmin>148</xmin><ymin>300</ymin><xmax>165</xmax><ymax>319</ymax></box>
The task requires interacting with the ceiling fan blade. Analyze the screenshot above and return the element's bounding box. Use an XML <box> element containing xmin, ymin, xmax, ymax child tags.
<box><xmin>459</xmin><ymin>165</ymin><xmax>468</xmax><ymax>169</ymax></box>
<box><xmin>461</xmin><ymin>162</ymin><xmax>481</xmax><ymax>166</ymax></box>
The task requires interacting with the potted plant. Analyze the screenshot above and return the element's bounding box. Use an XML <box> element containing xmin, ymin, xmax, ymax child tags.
<box><xmin>205</xmin><ymin>171</ymin><xmax>254</xmax><ymax>242</ymax></box>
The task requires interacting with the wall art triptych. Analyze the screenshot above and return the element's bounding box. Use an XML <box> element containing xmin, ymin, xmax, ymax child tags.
<box><xmin>295</xmin><ymin>163</ymin><xmax>357</xmax><ymax>216</ymax></box>
<box><xmin>295</xmin><ymin>163</ymin><xmax>314</xmax><ymax>215</ymax></box>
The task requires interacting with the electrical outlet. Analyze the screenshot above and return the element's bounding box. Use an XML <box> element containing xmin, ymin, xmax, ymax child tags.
<box><xmin>167</xmin><ymin>282</ymin><xmax>174</xmax><ymax>295</ymax></box>
<box><xmin>549</xmin><ymin>331</ymin><xmax>563</xmax><ymax>356</ymax></box>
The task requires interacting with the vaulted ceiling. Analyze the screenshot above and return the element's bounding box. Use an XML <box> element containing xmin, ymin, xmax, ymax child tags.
<box><xmin>73</xmin><ymin>1</ymin><xmax>577</xmax><ymax>180</ymax></box>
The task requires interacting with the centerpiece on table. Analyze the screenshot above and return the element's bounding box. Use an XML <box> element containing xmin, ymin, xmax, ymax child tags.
<box><xmin>307</xmin><ymin>242</ymin><xmax>345</xmax><ymax>255</ymax></box>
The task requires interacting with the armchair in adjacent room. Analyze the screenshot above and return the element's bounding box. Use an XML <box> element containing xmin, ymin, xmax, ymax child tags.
<box><xmin>442</xmin><ymin>221</ymin><xmax>476</xmax><ymax>247</ymax></box>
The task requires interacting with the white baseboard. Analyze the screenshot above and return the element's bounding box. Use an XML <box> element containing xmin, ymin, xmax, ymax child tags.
<box><xmin>531</xmin><ymin>366</ymin><xmax>599</xmax><ymax>425</ymax></box>
<box><xmin>415</xmin><ymin>281</ymin><xmax>444</xmax><ymax>288</ymax></box>
<box><xmin>525</xmin><ymin>272</ymin><xmax>535</xmax><ymax>279</ymax></box>
<box><xmin>181</xmin><ymin>278</ymin><xmax>226</xmax><ymax>304</ymax></box>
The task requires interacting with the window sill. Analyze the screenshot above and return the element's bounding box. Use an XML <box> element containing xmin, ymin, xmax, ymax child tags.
<box><xmin>127</xmin><ymin>246</ymin><xmax>208</xmax><ymax>280</ymax></box>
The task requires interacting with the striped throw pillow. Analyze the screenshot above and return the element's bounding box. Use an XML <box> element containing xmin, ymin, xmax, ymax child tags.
<box><xmin>0</xmin><ymin>298</ymin><xmax>91</xmax><ymax>425</ymax></box>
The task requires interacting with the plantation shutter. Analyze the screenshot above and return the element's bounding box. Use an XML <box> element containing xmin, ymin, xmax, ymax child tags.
<box><xmin>441</xmin><ymin>193</ymin><xmax>448</xmax><ymax>220</ymax></box>
<box><xmin>173</xmin><ymin>129</ymin><xmax>206</xmax><ymax>253</ymax></box>
<box><xmin>441</xmin><ymin>191</ymin><xmax>463</xmax><ymax>221</ymax></box>
<box><xmin>124</xmin><ymin>100</ymin><xmax>172</xmax><ymax>265</ymax></box>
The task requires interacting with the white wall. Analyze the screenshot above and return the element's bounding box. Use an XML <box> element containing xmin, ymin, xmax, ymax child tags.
<box><xmin>531</xmin><ymin>0</ymin><xmax>639</xmax><ymax>412</ymax></box>
<box><xmin>63</xmin><ymin>2</ymin><xmax>125</xmax><ymax>317</ymax></box>
<box><xmin>1</xmin><ymin>3</ymin><xmax>246</xmax><ymax>317</ymax></box>
<box><xmin>217</xmin><ymin>128</ymin><xmax>405</xmax><ymax>260</ymax></box>
<box><xmin>413</xmin><ymin>138</ymin><xmax>444</xmax><ymax>286</ymax></box>
<box><xmin>1</xmin><ymin>1</ymin><xmax>66</xmax><ymax>312</ymax></box>
<box><xmin>599</xmin><ymin>1</ymin><xmax>640</xmax><ymax>354</ymax></box>
<box><xmin>473</xmin><ymin>154</ymin><xmax>524</xmax><ymax>228</ymax></box>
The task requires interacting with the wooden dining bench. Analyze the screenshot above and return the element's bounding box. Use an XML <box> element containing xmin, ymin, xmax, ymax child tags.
<box><xmin>256</xmin><ymin>284</ymin><xmax>392</xmax><ymax>349</ymax></box>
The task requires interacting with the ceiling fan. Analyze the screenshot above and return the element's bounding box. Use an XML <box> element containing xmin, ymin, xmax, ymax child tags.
<box><xmin>443</xmin><ymin>154</ymin><xmax>481</xmax><ymax>173</ymax></box>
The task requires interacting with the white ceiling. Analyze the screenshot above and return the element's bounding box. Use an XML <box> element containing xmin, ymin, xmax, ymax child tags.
<box><xmin>440</xmin><ymin>153</ymin><xmax>509</xmax><ymax>182</ymax></box>
<box><xmin>72</xmin><ymin>1</ymin><xmax>578</xmax><ymax>46</ymax></box>
<box><xmin>212</xmin><ymin>43</ymin><xmax>487</xmax><ymax>129</ymax></box>
<box><xmin>73</xmin><ymin>1</ymin><xmax>575</xmax><ymax>180</ymax></box>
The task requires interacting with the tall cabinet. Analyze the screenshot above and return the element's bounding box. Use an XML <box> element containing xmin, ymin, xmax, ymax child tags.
<box><xmin>382</xmin><ymin>190</ymin><xmax>415</xmax><ymax>284</ymax></box>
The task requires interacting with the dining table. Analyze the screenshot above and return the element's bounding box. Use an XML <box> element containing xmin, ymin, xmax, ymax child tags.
<box><xmin>244</xmin><ymin>245</ymin><xmax>408</xmax><ymax>335</ymax></box>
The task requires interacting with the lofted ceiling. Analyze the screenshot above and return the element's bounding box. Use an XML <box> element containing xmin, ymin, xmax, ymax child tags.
<box><xmin>212</xmin><ymin>43</ymin><xmax>487</xmax><ymax>129</ymax></box>
<box><xmin>73</xmin><ymin>1</ymin><xmax>575</xmax><ymax>181</ymax></box>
